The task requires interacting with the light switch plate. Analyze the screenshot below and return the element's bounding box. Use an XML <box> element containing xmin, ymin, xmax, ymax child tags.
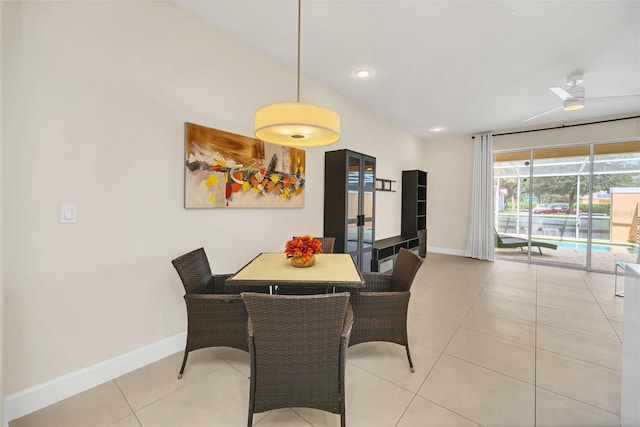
<box><xmin>60</xmin><ymin>204</ymin><xmax>77</xmax><ymax>224</ymax></box>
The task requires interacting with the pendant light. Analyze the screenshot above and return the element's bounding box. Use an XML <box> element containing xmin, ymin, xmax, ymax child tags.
<box><xmin>254</xmin><ymin>0</ymin><xmax>340</xmax><ymax>147</ymax></box>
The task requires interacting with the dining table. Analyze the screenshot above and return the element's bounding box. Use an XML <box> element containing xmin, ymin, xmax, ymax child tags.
<box><xmin>226</xmin><ymin>252</ymin><xmax>365</xmax><ymax>293</ymax></box>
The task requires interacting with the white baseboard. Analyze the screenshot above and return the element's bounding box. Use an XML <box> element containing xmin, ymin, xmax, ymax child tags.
<box><xmin>3</xmin><ymin>332</ymin><xmax>186</xmax><ymax>427</ymax></box>
<box><xmin>427</xmin><ymin>246</ymin><xmax>466</xmax><ymax>257</ymax></box>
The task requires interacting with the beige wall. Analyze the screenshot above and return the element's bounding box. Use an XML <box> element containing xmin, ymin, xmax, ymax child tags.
<box><xmin>423</xmin><ymin>136</ymin><xmax>475</xmax><ymax>255</ymax></box>
<box><xmin>1</xmin><ymin>0</ymin><xmax>424</xmax><ymax>401</ymax></box>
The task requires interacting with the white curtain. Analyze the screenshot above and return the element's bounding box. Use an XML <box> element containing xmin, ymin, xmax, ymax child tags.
<box><xmin>465</xmin><ymin>133</ymin><xmax>495</xmax><ymax>261</ymax></box>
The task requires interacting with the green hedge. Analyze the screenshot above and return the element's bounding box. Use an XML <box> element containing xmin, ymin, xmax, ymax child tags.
<box><xmin>504</xmin><ymin>202</ymin><xmax>530</xmax><ymax>210</ymax></box>
<box><xmin>501</xmin><ymin>203</ymin><xmax>611</xmax><ymax>215</ymax></box>
<box><xmin>579</xmin><ymin>204</ymin><xmax>610</xmax><ymax>215</ymax></box>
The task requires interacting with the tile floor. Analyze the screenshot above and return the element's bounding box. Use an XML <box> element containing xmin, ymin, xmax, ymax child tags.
<box><xmin>495</xmin><ymin>245</ymin><xmax>638</xmax><ymax>272</ymax></box>
<box><xmin>9</xmin><ymin>254</ymin><xmax>625</xmax><ymax>426</ymax></box>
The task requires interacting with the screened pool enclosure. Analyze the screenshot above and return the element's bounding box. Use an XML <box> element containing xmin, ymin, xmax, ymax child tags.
<box><xmin>494</xmin><ymin>141</ymin><xmax>640</xmax><ymax>272</ymax></box>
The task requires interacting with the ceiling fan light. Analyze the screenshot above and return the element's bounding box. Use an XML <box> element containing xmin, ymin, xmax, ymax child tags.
<box><xmin>255</xmin><ymin>102</ymin><xmax>340</xmax><ymax>147</ymax></box>
<box><xmin>563</xmin><ymin>99</ymin><xmax>584</xmax><ymax>111</ymax></box>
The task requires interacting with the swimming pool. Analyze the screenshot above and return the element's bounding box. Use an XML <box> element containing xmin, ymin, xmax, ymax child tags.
<box><xmin>538</xmin><ymin>240</ymin><xmax>638</xmax><ymax>254</ymax></box>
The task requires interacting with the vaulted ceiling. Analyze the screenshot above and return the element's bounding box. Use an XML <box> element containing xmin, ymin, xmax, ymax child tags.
<box><xmin>177</xmin><ymin>1</ymin><xmax>640</xmax><ymax>141</ymax></box>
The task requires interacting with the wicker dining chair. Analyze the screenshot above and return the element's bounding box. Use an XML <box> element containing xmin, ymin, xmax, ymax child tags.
<box><xmin>171</xmin><ymin>247</ymin><xmax>267</xmax><ymax>379</ymax></box>
<box><xmin>314</xmin><ymin>236</ymin><xmax>335</xmax><ymax>254</ymax></box>
<box><xmin>347</xmin><ymin>247</ymin><xmax>423</xmax><ymax>372</ymax></box>
<box><xmin>242</xmin><ymin>291</ymin><xmax>353</xmax><ymax>427</ymax></box>
<box><xmin>277</xmin><ymin>236</ymin><xmax>336</xmax><ymax>295</ymax></box>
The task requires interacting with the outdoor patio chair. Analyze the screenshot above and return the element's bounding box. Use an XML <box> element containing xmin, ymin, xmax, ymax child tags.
<box><xmin>347</xmin><ymin>248</ymin><xmax>423</xmax><ymax>372</ymax></box>
<box><xmin>242</xmin><ymin>291</ymin><xmax>353</xmax><ymax>427</ymax></box>
<box><xmin>495</xmin><ymin>231</ymin><xmax>558</xmax><ymax>255</ymax></box>
<box><xmin>614</xmin><ymin>249</ymin><xmax>640</xmax><ymax>297</ymax></box>
<box><xmin>171</xmin><ymin>247</ymin><xmax>267</xmax><ymax>379</ymax></box>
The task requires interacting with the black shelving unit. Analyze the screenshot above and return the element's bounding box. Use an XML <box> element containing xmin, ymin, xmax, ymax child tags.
<box><xmin>401</xmin><ymin>170</ymin><xmax>427</xmax><ymax>255</ymax></box>
<box><xmin>371</xmin><ymin>235</ymin><xmax>420</xmax><ymax>272</ymax></box>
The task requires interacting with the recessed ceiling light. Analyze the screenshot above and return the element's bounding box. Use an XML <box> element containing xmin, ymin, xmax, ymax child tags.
<box><xmin>429</xmin><ymin>127</ymin><xmax>445</xmax><ymax>132</ymax></box>
<box><xmin>354</xmin><ymin>69</ymin><xmax>372</xmax><ymax>78</ymax></box>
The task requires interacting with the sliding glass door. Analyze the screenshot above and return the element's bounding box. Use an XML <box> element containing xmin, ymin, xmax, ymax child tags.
<box><xmin>530</xmin><ymin>146</ymin><xmax>590</xmax><ymax>269</ymax></box>
<box><xmin>494</xmin><ymin>150</ymin><xmax>534</xmax><ymax>260</ymax></box>
<box><xmin>590</xmin><ymin>141</ymin><xmax>640</xmax><ymax>271</ymax></box>
<box><xmin>494</xmin><ymin>140</ymin><xmax>640</xmax><ymax>272</ymax></box>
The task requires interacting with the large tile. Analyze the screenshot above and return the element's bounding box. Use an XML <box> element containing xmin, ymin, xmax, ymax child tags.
<box><xmin>258</xmin><ymin>409</ymin><xmax>318</xmax><ymax>426</ymax></box>
<box><xmin>434</xmin><ymin>261</ymin><xmax>494</xmax><ymax>281</ymax></box>
<box><xmin>444</xmin><ymin>327</ymin><xmax>535</xmax><ymax>384</ymax></box>
<box><xmin>471</xmin><ymin>294</ymin><xmax>536</xmax><ymax>323</ymax></box>
<box><xmin>409</xmin><ymin>275</ymin><xmax>436</xmax><ymax>300</ymax></box>
<box><xmin>407</xmin><ymin>312</ymin><xmax>459</xmax><ymax>352</ymax></box>
<box><xmin>537</xmin><ymin>305</ymin><xmax>620</xmax><ymax>342</ymax></box>
<box><xmin>135</xmin><ymin>365</ymin><xmax>251</xmax><ymax>427</ymax></box>
<box><xmin>297</xmin><ymin>363</ymin><xmax>414</xmax><ymax>427</ymax></box>
<box><xmin>537</xmin><ymin>266</ymin><xmax>586</xmax><ymax>282</ymax></box>
<box><xmin>537</xmin><ymin>324</ymin><xmax>623</xmax><ymax>371</ymax></box>
<box><xmin>461</xmin><ymin>308</ymin><xmax>535</xmax><ymax>346</ymax></box>
<box><xmin>421</xmin><ymin>280</ymin><xmax>484</xmax><ymax>307</ymax></box>
<box><xmin>480</xmin><ymin>284</ymin><xmax>536</xmax><ymax>305</ymax></box>
<box><xmin>9</xmin><ymin>380</ymin><xmax>131</xmax><ymax>427</ymax></box>
<box><xmin>116</xmin><ymin>349</ymin><xmax>228</xmax><ymax>411</ymax></box>
<box><xmin>108</xmin><ymin>415</ymin><xmax>142</xmax><ymax>427</ymax></box>
<box><xmin>536</xmin><ymin>292</ymin><xmax>606</xmax><ymax>317</ymax></box>
<box><xmin>584</xmin><ymin>273</ymin><xmax>619</xmax><ymax>294</ymax></box>
<box><xmin>484</xmin><ymin>277</ymin><xmax>537</xmax><ymax>291</ymax></box>
<box><xmin>535</xmin><ymin>387</ymin><xmax>619</xmax><ymax>427</ymax></box>
<box><xmin>599</xmin><ymin>301</ymin><xmax>624</xmax><ymax>322</ymax></box>
<box><xmin>492</xmin><ymin>260</ymin><xmax>537</xmax><ymax>277</ymax></box>
<box><xmin>410</xmin><ymin>293</ymin><xmax>471</xmax><ymax>325</ymax></box>
<box><xmin>536</xmin><ymin>349</ymin><xmax>621</xmax><ymax>414</ymax></box>
<box><xmin>592</xmin><ymin>289</ymin><xmax>625</xmax><ymax>306</ymax></box>
<box><xmin>610</xmin><ymin>319</ymin><xmax>624</xmax><ymax>339</ymax></box>
<box><xmin>490</xmin><ymin>272</ymin><xmax>537</xmax><ymax>284</ymax></box>
<box><xmin>536</xmin><ymin>276</ymin><xmax>588</xmax><ymax>290</ymax></box>
<box><xmin>418</xmin><ymin>354</ymin><xmax>535</xmax><ymax>427</ymax></box>
<box><xmin>290</xmin><ymin>410</ymin><xmax>340</xmax><ymax>427</ymax></box>
<box><xmin>16</xmin><ymin>254</ymin><xmax>635</xmax><ymax>427</ymax></box>
<box><xmin>347</xmin><ymin>341</ymin><xmax>440</xmax><ymax>392</ymax></box>
<box><xmin>212</xmin><ymin>346</ymin><xmax>251</xmax><ymax>377</ymax></box>
<box><xmin>396</xmin><ymin>395</ymin><xmax>481</xmax><ymax>427</ymax></box>
<box><xmin>537</xmin><ymin>281</ymin><xmax>596</xmax><ymax>302</ymax></box>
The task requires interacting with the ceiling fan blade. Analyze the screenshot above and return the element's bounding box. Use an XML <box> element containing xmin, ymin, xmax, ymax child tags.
<box><xmin>522</xmin><ymin>105</ymin><xmax>564</xmax><ymax>122</ymax></box>
<box><xmin>550</xmin><ymin>87</ymin><xmax>574</xmax><ymax>101</ymax></box>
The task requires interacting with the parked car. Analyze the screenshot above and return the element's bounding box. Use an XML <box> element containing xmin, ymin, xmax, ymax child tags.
<box><xmin>532</xmin><ymin>203</ymin><xmax>570</xmax><ymax>214</ymax></box>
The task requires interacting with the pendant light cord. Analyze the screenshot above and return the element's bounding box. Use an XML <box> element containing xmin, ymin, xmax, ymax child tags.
<box><xmin>297</xmin><ymin>0</ymin><xmax>301</xmax><ymax>103</ymax></box>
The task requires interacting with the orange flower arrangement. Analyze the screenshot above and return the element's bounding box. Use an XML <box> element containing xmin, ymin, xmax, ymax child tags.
<box><xmin>285</xmin><ymin>235</ymin><xmax>323</xmax><ymax>261</ymax></box>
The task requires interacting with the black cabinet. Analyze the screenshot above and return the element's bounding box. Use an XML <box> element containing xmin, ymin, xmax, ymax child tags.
<box><xmin>371</xmin><ymin>235</ymin><xmax>420</xmax><ymax>272</ymax></box>
<box><xmin>324</xmin><ymin>149</ymin><xmax>375</xmax><ymax>272</ymax></box>
<box><xmin>401</xmin><ymin>170</ymin><xmax>427</xmax><ymax>255</ymax></box>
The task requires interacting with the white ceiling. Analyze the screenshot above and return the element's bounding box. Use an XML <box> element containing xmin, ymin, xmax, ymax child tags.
<box><xmin>176</xmin><ymin>0</ymin><xmax>640</xmax><ymax>141</ymax></box>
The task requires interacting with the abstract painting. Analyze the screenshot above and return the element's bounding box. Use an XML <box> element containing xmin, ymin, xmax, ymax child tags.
<box><xmin>184</xmin><ymin>122</ymin><xmax>306</xmax><ymax>208</ymax></box>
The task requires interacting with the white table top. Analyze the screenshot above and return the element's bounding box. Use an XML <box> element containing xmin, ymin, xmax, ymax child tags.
<box><xmin>227</xmin><ymin>252</ymin><xmax>364</xmax><ymax>289</ymax></box>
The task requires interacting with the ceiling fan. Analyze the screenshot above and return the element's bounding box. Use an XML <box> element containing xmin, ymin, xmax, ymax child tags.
<box><xmin>522</xmin><ymin>73</ymin><xmax>639</xmax><ymax>122</ymax></box>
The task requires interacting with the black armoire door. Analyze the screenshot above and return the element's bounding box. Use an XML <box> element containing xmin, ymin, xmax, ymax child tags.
<box><xmin>324</xmin><ymin>149</ymin><xmax>375</xmax><ymax>272</ymax></box>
